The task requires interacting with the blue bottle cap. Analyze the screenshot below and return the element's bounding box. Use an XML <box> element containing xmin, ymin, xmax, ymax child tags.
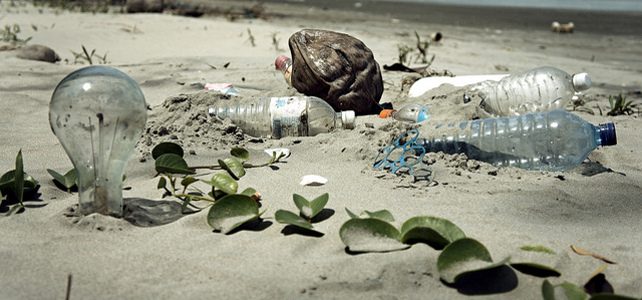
<box><xmin>598</xmin><ymin>122</ymin><xmax>617</xmax><ymax>146</ymax></box>
<box><xmin>416</xmin><ymin>107</ymin><xmax>429</xmax><ymax>123</ymax></box>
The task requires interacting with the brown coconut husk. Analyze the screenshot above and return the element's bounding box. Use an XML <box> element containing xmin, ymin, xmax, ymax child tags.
<box><xmin>288</xmin><ymin>29</ymin><xmax>383</xmax><ymax>115</ymax></box>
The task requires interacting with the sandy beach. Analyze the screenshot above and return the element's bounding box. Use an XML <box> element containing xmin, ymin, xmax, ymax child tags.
<box><xmin>1</xmin><ymin>1</ymin><xmax>641</xmax><ymax>299</ymax></box>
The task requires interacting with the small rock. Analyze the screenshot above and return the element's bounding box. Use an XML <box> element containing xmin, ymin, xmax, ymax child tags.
<box><xmin>224</xmin><ymin>124</ymin><xmax>237</xmax><ymax>134</ymax></box>
<box><xmin>466</xmin><ymin>160</ymin><xmax>480</xmax><ymax>171</ymax></box>
<box><xmin>157</xmin><ymin>126</ymin><xmax>169</xmax><ymax>136</ymax></box>
<box><xmin>16</xmin><ymin>44</ymin><xmax>60</xmax><ymax>63</ymax></box>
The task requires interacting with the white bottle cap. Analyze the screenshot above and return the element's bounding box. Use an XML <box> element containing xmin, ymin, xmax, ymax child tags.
<box><xmin>341</xmin><ymin>111</ymin><xmax>356</xmax><ymax>129</ymax></box>
<box><xmin>572</xmin><ymin>73</ymin><xmax>591</xmax><ymax>92</ymax></box>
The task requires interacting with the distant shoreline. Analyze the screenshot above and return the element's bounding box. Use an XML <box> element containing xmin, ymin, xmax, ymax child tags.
<box><xmin>260</xmin><ymin>0</ymin><xmax>642</xmax><ymax>36</ymax></box>
<box><xmin>371</xmin><ymin>0</ymin><xmax>642</xmax><ymax>13</ymax></box>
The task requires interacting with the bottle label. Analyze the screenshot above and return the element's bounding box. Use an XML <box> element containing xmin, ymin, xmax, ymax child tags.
<box><xmin>269</xmin><ymin>97</ymin><xmax>307</xmax><ymax>138</ymax></box>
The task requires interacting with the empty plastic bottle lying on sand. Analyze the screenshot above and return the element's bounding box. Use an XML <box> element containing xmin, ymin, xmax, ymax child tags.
<box><xmin>379</xmin><ymin>103</ymin><xmax>430</xmax><ymax>123</ymax></box>
<box><xmin>208</xmin><ymin>96</ymin><xmax>356</xmax><ymax>139</ymax></box>
<box><xmin>417</xmin><ymin>109</ymin><xmax>616</xmax><ymax>171</ymax></box>
<box><xmin>471</xmin><ymin>66</ymin><xmax>591</xmax><ymax>117</ymax></box>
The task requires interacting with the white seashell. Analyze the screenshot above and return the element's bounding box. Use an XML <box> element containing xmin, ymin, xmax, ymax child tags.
<box><xmin>264</xmin><ymin>148</ymin><xmax>290</xmax><ymax>160</ymax></box>
<box><xmin>299</xmin><ymin>175</ymin><xmax>328</xmax><ymax>186</ymax></box>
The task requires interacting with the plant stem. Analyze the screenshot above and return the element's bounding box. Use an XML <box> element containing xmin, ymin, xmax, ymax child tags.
<box><xmin>190</xmin><ymin>161</ymin><xmax>275</xmax><ymax>170</ymax></box>
<box><xmin>174</xmin><ymin>194</ymin><xmax>215</xmax><ymax>203</ymax></box>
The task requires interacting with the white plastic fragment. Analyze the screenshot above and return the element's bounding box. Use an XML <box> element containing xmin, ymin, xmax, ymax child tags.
<box><xmin>408</xmin><ymin>74</ymin><xmax>509</xmax><ymax>97</ymax></box>
<box><xmin>204</xmin><ymin>83</ymin><xmax>239</xmax><ymax>96</ymax></box>
<box><xmin>264</xmin><ymin>148</ymin><xmax>290</xmax><ymax>160</ymax></box>
<box><xmin>299</xmin><ymin>175</ymin><xmax>328</xmax><ymax>186</ymax></box>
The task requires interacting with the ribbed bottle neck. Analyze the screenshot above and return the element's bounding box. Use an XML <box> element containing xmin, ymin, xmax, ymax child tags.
<box><xmin>596</xmin><ymin>122</ymin><xmax>617</xmax><ymax>146</ymax></box>
<box><xmin>336</xmin><ymin>111</ymin><xmax>356</xmax><ymax>129</ymax></box>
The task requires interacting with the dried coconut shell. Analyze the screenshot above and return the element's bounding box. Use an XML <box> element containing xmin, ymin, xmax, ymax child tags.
<box><xmin>288</xmin><ymin>29</ymin><xmax>383</xmax><ymax>115</ymax></box>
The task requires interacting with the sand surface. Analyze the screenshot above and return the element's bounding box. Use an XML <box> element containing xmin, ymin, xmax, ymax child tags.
<box><xmin>1</xmin><ymin>1</ymin><xmax>641</xmax><ymax>299</ymax></box>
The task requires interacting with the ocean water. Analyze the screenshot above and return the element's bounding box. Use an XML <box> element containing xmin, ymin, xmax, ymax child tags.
<box><xmin>378</xmin><ymin>0</ymin><xmax>642</xmax><ymax>12</ymax></box>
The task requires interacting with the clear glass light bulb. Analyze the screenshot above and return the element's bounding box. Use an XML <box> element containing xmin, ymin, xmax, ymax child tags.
<box><xmin>49</xmin><ymin>66</ymin><xmax>147</xmax><ymax>217</ymax></box>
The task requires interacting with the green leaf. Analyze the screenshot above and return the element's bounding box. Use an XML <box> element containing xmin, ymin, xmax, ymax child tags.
<box><xmin>218</xmin><ymin>157</ymin><xmax>246</xmax><ymax>180</ymax></box>
<box><xmin>542</xmin><ymin>280</ymin><xmax>556</xmax><ymax>300</ymax></box>
<box><xmin>23</xmin><ymin>174</ymin><xmax>38</xmax><ymax>190</ymax></box>
<box><xmin>206</xmin><ymin>173</ymin><xmax>238</xmax><ymax>195</ymax></box>
<box><xmin>230</xmin><ymin>147</ymin><xmax>249</xmax><ymax>161</ymax></box>
<box><xmin>343</xmin><ymin>209</ymin><xmax>394</xmax><ymax>222</ymax></box>
<box><xmin>152</xmin><ymin>142</ymin><xmax>184</xmax><ymax>159</ymax></box>
<box><xmin>206</xmin><ymin>194</ymin><xmax>259</xmax><ymax>234</ymax></box>
<box><xmin>400</xmin><ymin>216</ymin><xmax>466</xmax><ymax>250</ymax></box>
<box><xmin>437</xmin><ymin>238</ymin><xmax>507</xmax><ymax>284</ymax></box>
<box><xmin>0</xmin><ymin>170</ymin><xmax>38</xmax><ymax>192</ymax></box>
<box><xmin>345</xmin><ymin>208</ymin><xmax>359</xmax><ymax>219</ymax></box>
<box><xmin>542</xmin><ymin>280</ymin><xmax>589</xmax><ymax>300</ymax></box>
<box><xmin>180</xmin><ymin>176</ymin><xmax>198</xmax><ymax>187</ymax></box>
<box><xmin>339</xmin><ymin>218</ymin><xmax>409</xmax><ymax>253</ymax></box>
<box><xmin>309</xmin><ymin>193</ymin><xmax>329</xmax><ymax>219</ymax></box>
<box><xmin>240</xmin><ymin>188</ymin><xmax>257</xmax><ymax>197</ymax></box>
<box><xmin>292</xmin><ymin>194</ymin><xmax>311</xmax><ymax>218</ymax></box>
<box><xmin>157</xmin><ymin>177</ymin><xmax>167</xmax><ymax>189</ymax></box>
<box><xmin>520</xmin><ymin>245</ymin><xmax>556</xmax><ymax>255</ymax></box>
<box><xmin>363</xmin><ymin>210</ymin><xmax>395</xmax><ymax>222</ymax></box>
<box><xmin>0</xmin><ymin>171</ymin><xmax>13</xmax><ymax>191</ymax></box>
<box><xmin>15</xmin><ymin>150</ymin><xmax>24</xmax><ymax>205</ymax></box>
<box><xmin>155</xmin><ymin>154</ymin><xmax>194</xmax><ymax>174</ymax></box>
<box><xmin>46</xmin><ymin>169</ymin><xmax>66</xmax><ymax>186</ymax></box>
<box><xmin>47</xmin><ymin>168</ymin><xmax>77</xmax><ymax>191</ymax></box>
<box><xmin>275</xmin><ymin>209</ymin><xmax>315</xmax><ymax>231</ymax></box>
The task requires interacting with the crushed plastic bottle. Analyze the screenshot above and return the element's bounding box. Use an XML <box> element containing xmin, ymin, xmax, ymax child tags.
<box><xmin>379</xmin><ymin>103</ymin><xmax>429</xmax><ymax>123</ymax></box>
<box><xmin>470</xmin><ymin>66</ymin><xmax>591</xmax><ymax>116</ymax></box>
<box><xmin>417</xmin><ymin>109</ymin><xmax>616</xmax><ymax>171</ymax></box>
<box><xmin>208</xmin><ymin>96</ymin><xmax>355</xmax><ymax>139</ymax></box>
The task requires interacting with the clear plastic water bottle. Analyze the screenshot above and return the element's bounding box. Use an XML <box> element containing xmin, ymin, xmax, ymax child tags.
<box><xmin>208</xmin><ymin>96</ymin><xmax>356</xmax><ymax>139</ymax></box>
<box><xmin>418</xmin><ymin>109</ymin><xmax>616</xmax><ymax>171</ymax></box>
<box><xmin>379</xmin><ymin>103</ymin><xmax>429</xmax><ymax>123</ymax></box>
<box><xmin>471</xmin><ymin>66</ymin><xmax>591</xmax><ymax>116</ymax></box>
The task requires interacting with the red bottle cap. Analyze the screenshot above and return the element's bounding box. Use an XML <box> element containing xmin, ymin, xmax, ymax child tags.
<box><xmin>275</xmin><ymin>55</ymin><xmax>291</xmax><ymax>71</ymax></box>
